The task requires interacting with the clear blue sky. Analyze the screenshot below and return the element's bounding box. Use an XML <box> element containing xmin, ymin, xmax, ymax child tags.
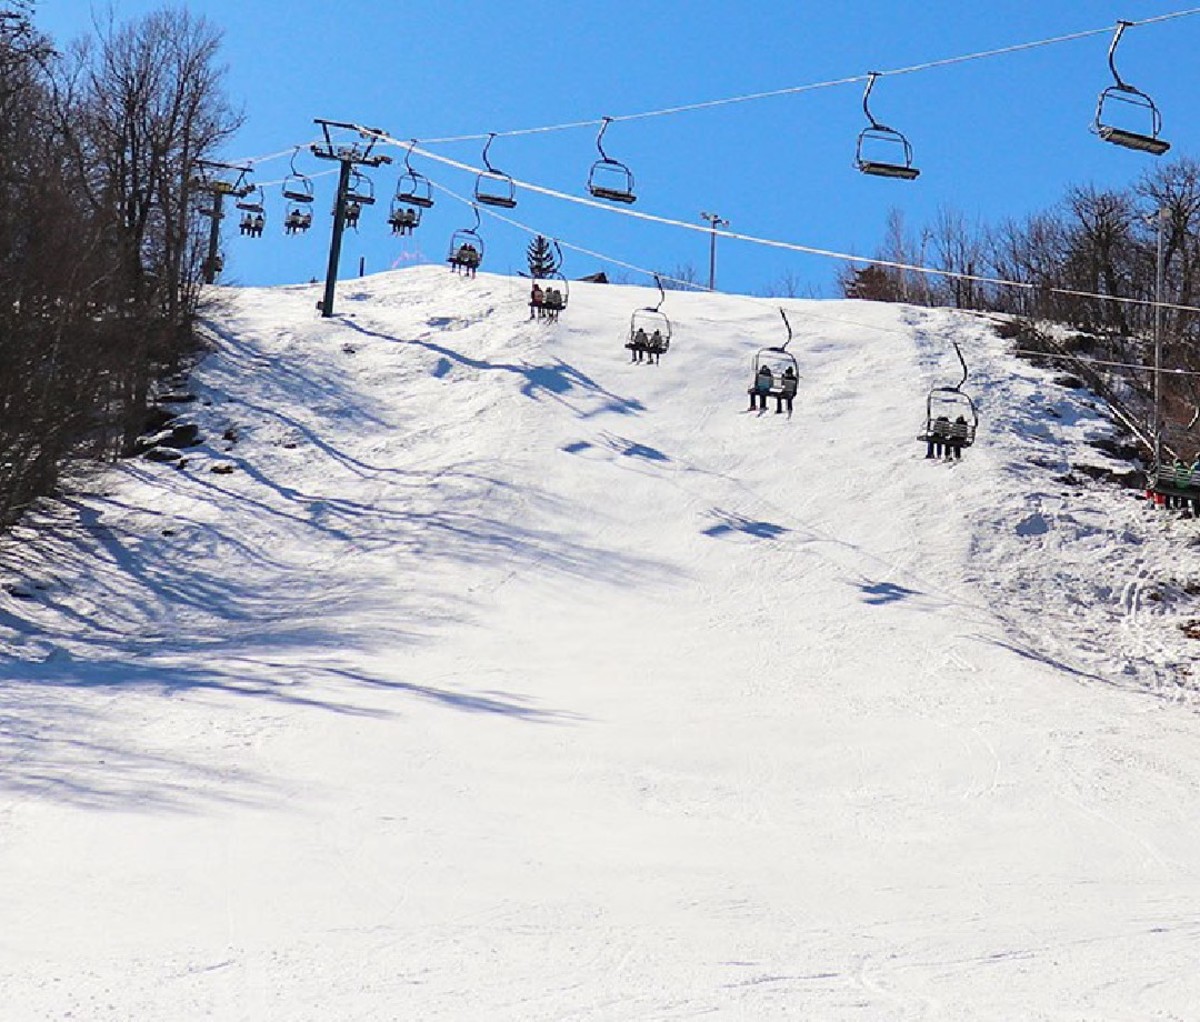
<box><xmin>31</xmin><ymin>1</ymin><xmax>1200</xmax><ymax>296</ymax></box>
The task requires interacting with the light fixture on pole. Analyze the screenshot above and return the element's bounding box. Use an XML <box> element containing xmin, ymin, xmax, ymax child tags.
<box><xmin>700</xmin><ymin>211</ymin><xmax>729</xmax><ymax>291</ymax></box>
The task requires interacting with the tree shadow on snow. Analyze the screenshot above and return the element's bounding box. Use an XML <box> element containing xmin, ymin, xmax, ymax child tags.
<box><xmin>340</xmin><ymin>320</ymin><xmax>646</xmax><ymax>418</ymax></box>
<box><xmin>0</xmin><ymin>655</ymin><xmax>577</xmax><ymax>811</ymax></box>
<box><xmin>0</xmin><ymin>460</ymin><xmax>649</xmax><ymax>807</ymax></box>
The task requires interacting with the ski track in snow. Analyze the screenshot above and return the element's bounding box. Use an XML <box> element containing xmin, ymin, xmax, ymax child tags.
<box><xmin>2</xmin><ymin>267</ymin><xmax>1200</xmax><ymax>1019</ymax></box>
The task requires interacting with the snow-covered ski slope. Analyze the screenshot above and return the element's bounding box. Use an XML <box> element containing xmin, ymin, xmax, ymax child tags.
<box><xmin>3</xmin><ymin>265</ymin><xmax>1200</xmax><ymax>1020</ymax></box>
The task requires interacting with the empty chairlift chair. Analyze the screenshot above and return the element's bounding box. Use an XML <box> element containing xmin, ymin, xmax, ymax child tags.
<box><xmin>1092</xmin><ymin>20</ymin><xmax>1171</xmax><ymax>156</ymax></box>
<box><xmin>394</xmin><ymin>142</ymin><xmax>435</xmax><ymax>210</ymax></box>
<box><xmin>854</xmin><ymin>72</ymin><xmax>920</xmax><ymax>180</ymax></box>
<box><xmin>587</xmin><ymin>117</ymin><xmax>637</xmax><ymax>204</ymax></box>
<box><xmin>474</xmin><ymin>133</ymin><xmax>517</xmax><ymax>210</ymax></box>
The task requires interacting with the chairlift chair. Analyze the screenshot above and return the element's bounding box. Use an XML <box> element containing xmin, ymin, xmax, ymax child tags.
<box><xmin>474</xmin><ymin>133</ymin><xmax>517</xmax><ymax>209</ymax></box>
<box><xmin>587</xmin><ymin>117</ymin><xmax>637</xmax><ymax>204</ymax></box>
<box><xmin>746</xmin><ymin>311</ymin><xmax>800</xmax><ymax>411</ymax></box>
<box><xmin>530</xmin><ymin>240</ymin><xmax>569</xmax><ymax>321</ymax></box>
<box><xmin>917</xmin><ymin>342</ymin><xmax>978</xmax><ymax>453</ymax></box>
<box><xmin>395</xmin><ymin>142</ymin><xmax>435</xmax><ymax>209</ymax></box>
<box><xmin>282</xmin><ymin>148</ymin><xmax>315</xmax><ymax>203</ymax></box>
<box><xmin>282</xmin><ymin>175</ymin><xmax>315</xmax><ymax>203</ymax></box>
<box><xmin>448</xmin><ymin>206</ymin><xmax>485</xmax><ymax>273</ymax></box>
<box><xmin>388</xmin><ymin>197</ymin><xmax>421</xmax><ymax>235</ymax></box>
<box><xmin>284</xmin><ymin>203</ymin><xmax>313</xmax><ymax>235</ymax></box>
<box><xmin>1092</xmin><ymin>22</ymin><xmax>1170</xmax><ymax>156</ymax></box>
<box><xmin>1146</xmin><ymin>403</ymin><xmax>1200</xmax><ymax>507</ymax></box>
<box><xmin>235</xmin><ymin>185</ymin><xmax>266</xmax><ymax>214</ymax></box>
<box><xmin>919</xmin><ymin>388</ymin><xmax>978</xmax><ymax>448</ymax></box>
<box><xmin>625</xmin><ymin>276</ymin><xmax>671</xmax><ymax>362</ymax></box>
<box><xmin>239</xmin><ymin>211</ymin><xmax>266</xmax><ymax>237</ymax></box>
<box><xmin>344</xmin><ymin>169</ymin><xmax>376</xmax><ymax>205</ymax></box>
<box><xmin>541</xmin><ymin>273</ymin><xmax>569</xmax><ymax>320</ymax></box>
<box><xmin>855</xmin><ymin>73</ymin><xmax>920</xmax><ymax>180</ymax></box>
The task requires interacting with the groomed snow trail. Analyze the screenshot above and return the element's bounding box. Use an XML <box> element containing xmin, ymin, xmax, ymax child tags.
<box><xmin>2</xmin><ymin>267</ymin><xmax>1200</xmax><ymax>1020</ymax></box>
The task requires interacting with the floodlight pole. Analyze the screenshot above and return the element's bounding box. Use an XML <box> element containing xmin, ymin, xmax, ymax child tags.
<box><xmin>700</xmin><ymin>211</ymin><xmax>729</xmax><ymax>291</ymax></box>
<box><xmin>311</xmin><ymin>119</ymin><xmax>392</xmax><ymax>318</ymax></box>
<box><xmin>1152</xmin><ymin>204</ymin><xmax>1166</xmax><ymax>468</ymax></box>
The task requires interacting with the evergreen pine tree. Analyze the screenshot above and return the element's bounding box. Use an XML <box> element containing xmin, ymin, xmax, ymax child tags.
<box><xmin>526</xmin><ymin>235</ymin><xmax>559</xmax><ymax>279</ymax></box>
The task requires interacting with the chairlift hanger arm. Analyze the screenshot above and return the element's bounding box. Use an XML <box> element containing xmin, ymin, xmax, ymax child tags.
<box><xmin>482</xmin><ymin>133</ymin><xmax>501</xmax><ymax>174</ymax></box>
<box><xmin>952</xmin><ymin>340</ymin><xmax>969</xmax><ymax>390</ymax></box>
<box><xmin>779</xmin><ymin>308</ymin><xmax>793</xmax><ymax>351</ymax></box>
<box><xmin>861</xmin><ymin>71</ymin><xmax>891</xmax><ymax>131</ymax></box>
<box><xmin>650</xmin><ymin>274</ymin><xmax>666</xmax><ymax>313</ymax></box>
<box><xmin>596</xmin><ymin>116</ymin><xmax>614</xmax><ymax>161</ymax></box>
<box><xmin>1106</xmin><ymin>20</ymin><xmax>1136</xmax><ymax>91</ymax></box>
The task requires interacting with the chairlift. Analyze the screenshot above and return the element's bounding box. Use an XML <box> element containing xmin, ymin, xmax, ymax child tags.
<box><xmin>474</xmin><ymin>133</ymin><xmax>517</xmax><ymax>209</ymax></box>
<box><xmin>284</xmin><ymin>205</ymin><xmax>312</xmax><ymax>235</ymax></box>
<box><xmin>625</xmin><ymin>275</ymin><xmax>671</xmax><ymax>363</ymax></box>
<box><xmin>335</xmin><ymin>170</ymin><xmax>374</xmax><ymax>230</ymax></box>
<box><xmin>1146</xmin><ymin>399</ymin><xmax>1200</xmax><ymax>507</ymax></box>
<box><xmin>282</xmin><ymin>148</ymin><xmax>315</xmax><ymax>203</ymax></box>
<box><xmin>917</xmin><ymin>341</ymin><xmax>978</xmax><ymax>456</ymax></box>
<box><xmin>394</xmin><ymin>141</ymin><xmax>435</xmax><ymax>209</ymax></box>
<box><xmin>388</xmin><ymin>198</ymin><xmax>421</xmax><ymax>235</ymax></box>
<box><xmin>746</xmin><ymin>310</ymin><xmax>801</xmax><ymax>413</ymax></box>
<box><xmin>587</xmin><ymin>117</ymin><xmax>637</xmax><ymax>204</ymax></box>
<box><xmin>855</xmin><ymin>73</ymin><xmax>920</xmax><ymax>180</ymax></box>
<box><xmin>235</xmin><ymin>185</ymin><xmax>266</xmax><ymax>213</ymax></box>
<box><xmin>344</xmin><ymin>169</ymin><xmax>376</xmax><ymax>205</ymax></box>
<box><xmin>1092</xmin><ymin>21</ymin><xmax>1171</xmax><ymax>156</ymax></box>
<box><xmin>238</xmin><ymin>209</ymin><xmax>266</xmax><ymax>238</ymax></box>
<box><xmin>448</xmin><ymin>205</ymin><xmax>485</xmax><ymax>274</ymax></box>
<box><xmin>529</xmin><ymin>240</ymin><xmax>569</xmax><ymax>321</ymax></box>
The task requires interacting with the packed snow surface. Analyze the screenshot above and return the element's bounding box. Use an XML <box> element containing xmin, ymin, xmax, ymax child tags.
<box><xmin>3</xmin><ymin>266</ymin><xmax>1200</xmax><ymax>1020</ymax></box>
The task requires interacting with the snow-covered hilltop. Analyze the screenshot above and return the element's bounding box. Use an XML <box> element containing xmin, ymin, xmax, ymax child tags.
<box><xmin>2</xmin><ymin>267</ymin><xmax>1199</xmax><ymax>1019</ymax></box>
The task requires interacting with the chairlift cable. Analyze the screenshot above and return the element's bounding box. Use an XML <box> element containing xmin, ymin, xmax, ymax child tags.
<box><xmin>423</xmin><ymin>176</ymin><xmax>704</xmax><ymax>292</ymax></box>
<box><xmin>1008</xmin><ymin>350</ymin><xmax>1200</xmax><ymax>378</ymax></box>
<box><xmin>395</xmin><ymin>8</ymin><xmax>1200</xmax><ymax>145</ymax></box>
<box><xmin>220</xmin><ymin>8</ymin><xmax>1200</xmax><ymax>167</ymax></box>
<box><xmin>423</xmin><ymin>173</ymin><xmax>1200</xmax><ymax>381</ymax></box>
<box><xmin>368</xmin><ymin>129</ymin><xmax>1200</xmax><ymax>318</ymax></box>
